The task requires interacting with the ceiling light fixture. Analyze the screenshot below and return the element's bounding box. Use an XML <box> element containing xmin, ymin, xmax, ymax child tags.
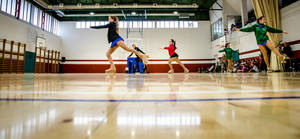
<box><xmin>192</xmin><ymin>3</ymin><xmax>198</xmax><ymax>7</ymax></box>
<box><xmin>59</xmin><ymin>3</ymin><xmax>64</xmax><ymax>8</ymax></box>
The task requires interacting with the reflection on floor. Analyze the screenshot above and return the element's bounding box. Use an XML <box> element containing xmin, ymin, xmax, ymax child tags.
<box><xmin>0</xmin><ymin>73</ymin><xmax>300</xmax><ymax>139</ymax></box>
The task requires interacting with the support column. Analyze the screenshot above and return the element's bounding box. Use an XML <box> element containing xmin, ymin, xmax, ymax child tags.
<box><xmin>240</xmin><ymin>0</ymin><xmax>248</xmax><ymax>27</ymax></box>
<box><xmin>222</xmin><ymin>12</ymin><xmax>228</xmax><ymax>31</ymax></box>
<box><xmin>222</xmin><ymin>0</ymin><xmax>229</xmax><ymax>43</ymax></box>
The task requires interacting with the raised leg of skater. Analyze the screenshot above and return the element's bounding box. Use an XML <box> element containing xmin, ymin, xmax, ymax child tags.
<box><xmin>265</xmin><ymin>40</ymin><xmax>285</xmax><ymax>58</ymax></box>
<box><xmin>265</xmin><ymin>40</ymin><xmax>289</xmax><ymax>63</ymax></box>
<box><xmin>117</xmin><ymin>41</ymin><xmax>148</xmax><ymax>64</ymax></box>
<box><xmin>174</xmin><ymin>57</ymin><xmax>189</xmax><ymax>73</ymax></box>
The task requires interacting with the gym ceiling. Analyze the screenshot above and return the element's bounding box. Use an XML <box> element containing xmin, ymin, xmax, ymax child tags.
<box><xmin>29</xmin><ymin>0</ymin><xmax>218</xmax><ymax>21</ymax></box>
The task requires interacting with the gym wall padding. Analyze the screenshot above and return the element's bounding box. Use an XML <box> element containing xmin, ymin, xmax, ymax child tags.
<box><xmin>24</xmin><ymin>51</ymin><xmax>35</xmax><ymax>73</ymax></box>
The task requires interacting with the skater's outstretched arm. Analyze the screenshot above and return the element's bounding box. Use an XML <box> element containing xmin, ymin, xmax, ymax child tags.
<box><xmin>267</xmin><ymin>25</ymin><xmax>282</xmax><ymax>33</ymax></box>
<box><xmin>219</xmin><ymin>48</ymin><xmax>226</xmax><ymax>52</ymax></box>
<box><xmin>236</xmin><ymin>24</ymin><xmax>255</xmax><ymax>32</ymax></box>
<box><xmin>163</xmin><ymin>46</ymin><xmax>170</xmax><ymax>50</ymax></box>
<box><xmin>266</xmin><ymin>25</ymin><xmax>288</xmax><ymax>34</ymax></box>
<box><xmin>90</xmin><ymin>22</ymin><xmax>112</xmax><ymax>29</ymax></box>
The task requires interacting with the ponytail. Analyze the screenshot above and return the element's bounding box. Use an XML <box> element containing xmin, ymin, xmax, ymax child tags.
<box><xmin>110</xmin><ymin>16</ymin><xmax>119</xmax><ymax>34</ymax></box>
<box><xmin>171</xmin><ymin>39</ymin><xmax>177</xmax><ymax>50</ymax></box>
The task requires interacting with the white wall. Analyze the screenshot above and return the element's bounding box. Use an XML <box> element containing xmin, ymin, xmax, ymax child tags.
<box><xmin>234</xmin><ymin>31</ymin><xmax>260</xmax><ymax>58</ymax></box>
<box><xmin>0</xmin><ymin>13</ymin><xmax>61</xmax><ymax>52</ymax></box>
<box><xmin>223</xmin><ymin>0</ymin><xmax>253</xmax><ymax>16</ymax></box>
<box><xmin>281</xmin><ymin>0</ymin><xmax>300</xmax><ymax>51</ymax></box>
<box><xmin>223</xmin><ymin>0</ymin><xmax>241</xmax><ymax>16</ymax></box>
<box><xmin>247</xmin><ymin>0</ymin><xmax>254</xmax><ymax>12</ymax></box>
<box><xmin>60</xmin><ymin>21</ymin><xmax>213</xmax><ymax>62</ymax></box>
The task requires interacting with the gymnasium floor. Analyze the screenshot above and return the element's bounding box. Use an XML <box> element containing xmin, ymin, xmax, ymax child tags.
<box><xmin>0</xmin><ymin>73</ymin><xmax>300</xmax><ymax>139</ymax></box>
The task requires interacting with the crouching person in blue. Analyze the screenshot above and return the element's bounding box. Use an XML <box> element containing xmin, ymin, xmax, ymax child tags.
<box><xmin>128</xmin><ymin>44</ymin><xmax>148</xmax><ymax>73</ymax></box>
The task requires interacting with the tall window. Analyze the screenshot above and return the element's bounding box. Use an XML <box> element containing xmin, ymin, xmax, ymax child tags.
<box><xmin>90</xmin><ymin>21</ymin><xmax>95</xmax><ymax>26</ymax></box>
<box><xmin>32</xmin><ymin>7</ymin><xmax>38</xmax><ymax>26</ymax></box>
<box><xmin>26</xmin><ymin>1</ymin><xmax>31</xmax><ymax>22</ymax></box>
<box><xmin>1</xmin><ymin>0</ymin><xmax>7</xmax><ymax>12</ymax></box>
<box><xmin>148</xmin><ymin>21</ymin><xmax>154</xmax><ymax>28</ymax></box>
<box><xmin>174</xmin><ymin>21</ymin><xmax>178</xmax><ymax>28</ymax></box>
<box><xmin>169</xmin><ymin>21</ymin><xmax>174</xmax><ymax>28</ymax></box>
<box><xmin>20</xmin><ymin>0</ymin><xmax>24</xmax><ymax>19</ymax></box>
<box><xmin>119</xmin><ymin>21</ymin><xmax>124</xmax><ymax>28</ymax></box>
<box><xmin>86</xmin><ymin>21</ymin><xmax>91</xmax><ymax>28</ymax></box>
<box><xmin>0</xmin><ymin>0</ymin><xmax>60</xmax><ymax>35</ymax></box>
<box><xmin>179</xmin><ymin>21</ymin><xmax>184</xmax><ymax>28</ymax></box>
<box><xmin>211</xmin><ymin>18</ymin><xmax>224</xmax><ymax>41</ymax></box>
<box><xmin>164</xmin><ymin>21</ymin><xmax>170</xmax><ymax>28</ymax></box>
<box><xmin>142</xmin><ymin>21</ymin><xmax>147</xmax><ymax>28</ymax></box>
<box><xmin>184</xmin><ymin>21</ymin><xmax>189</xmax><ymax>28</ymax></box>
<box><xmin>11</xmin><ymin>0</ymin><xmax>16</xmax><ymax>16</ymax></box>
<box><xmin>128</xmin><ymin>21</ymin><xmax>133</xmax><ymax>28</ymax></box>
<box><xmin>7</xmin><ymin>0</ymin><xmax>12</xmax><ymax>14</ymax></box>
<box><xmin>123</xmin><ymin>21</ymin><xmax>127</xmax><ymax>28</ymax></box>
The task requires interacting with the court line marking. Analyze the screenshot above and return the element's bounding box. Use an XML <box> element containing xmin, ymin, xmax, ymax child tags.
<box><xmin>1</xmin><ymin>89</ymin><xmax>300</xmax><ymax>95</ymax></box>
<box><xmin>1</xmin><ymin>96</ymin><xmax>300</xmax><ymax>102</ymax></box>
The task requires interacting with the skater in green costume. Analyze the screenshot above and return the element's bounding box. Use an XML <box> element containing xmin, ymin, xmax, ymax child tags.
<box><xmin>219</xmin><ymin>43</ymin><xmax>233</xmax><ymax>72</ymax></box>
<box><xmin>235</xmin><ymin>16</ymin><xmax>288</xmax><ymax>72</ymax></box>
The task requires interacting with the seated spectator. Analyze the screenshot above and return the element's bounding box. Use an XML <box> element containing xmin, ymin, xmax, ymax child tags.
<box><xmin>233</xmin><ymin>62</ymin><xmax>238</xmax><ymax>73</ymax></box>
<box><xmin>241</xmin><ymin>63</ymin><xmax>248</xmax><ymax>72</ymax></box>
<box><xmin>211</xmin><ymin>57</ymin><xmax>265</xmax><ymax>73</ymax></box>
<box><xmin>280</xmin><ymin>42</ymin><xmax>294</xmax><ymax>58</ymax></box>
<box><xmin>230</xmin><ymin>24</ymin><xmax>236</xmax><ymax>32</ymax></box>
<box><xmin>249</xmin><ymin>63</ymin><xmax>259</xmax><ymax>72</ymax></box>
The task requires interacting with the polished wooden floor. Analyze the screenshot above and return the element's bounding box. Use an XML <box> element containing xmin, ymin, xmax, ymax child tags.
<box><xmin>0</xmin><ymin>73</ymin><xmax>300</xmax><ymax>139</ymax></box>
